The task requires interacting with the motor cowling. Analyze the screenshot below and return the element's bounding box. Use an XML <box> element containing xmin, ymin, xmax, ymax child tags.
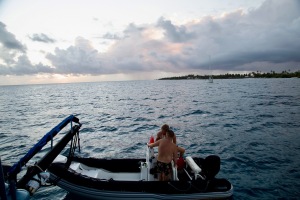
<box><xmin>202</xmin><ymin>155</ymin><xmax>220</xmax><ymax>180</ymax></box>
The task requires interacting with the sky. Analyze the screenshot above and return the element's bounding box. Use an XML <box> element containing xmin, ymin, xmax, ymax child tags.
<box><xmin>0</xmin><ymin>0</ymin><xmax>299</xmax><ymax>85</ymax></box>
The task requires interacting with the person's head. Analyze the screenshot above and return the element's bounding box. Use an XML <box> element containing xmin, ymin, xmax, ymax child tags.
<box><xmin>166</xmin><ymin>130</ymin><xmax>174</xmax><ymax>138</ymax></box>
<box><xmin>161</xmin><ymin>124</ymin><xmax>169</xmax><ymax>134</ymax></box>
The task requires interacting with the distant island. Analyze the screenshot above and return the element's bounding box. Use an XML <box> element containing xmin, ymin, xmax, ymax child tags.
<box><xmin>158</xmin><ymin>70</ymin><xmax>300</xmax><ymax>80</ymax></box>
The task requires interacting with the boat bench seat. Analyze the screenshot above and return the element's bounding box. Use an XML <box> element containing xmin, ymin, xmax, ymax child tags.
<box><xmin>69</xmin><ymin>162</ymin><xmax>141</xmax><ymax>181</ymax></box>
<box><xmin>82</xmin><ymin>169</ymin><xmax>99</xmax><ymax>178</ymax></box>
<box><xmin>70</xmin><ymin>162</ymin><xmax>98</xmax><ymax>178</ymax></box>
<box><xmin>97</xmin><ymin>169</ymin><xmax>140</xmax><ymax>181</ymax></box>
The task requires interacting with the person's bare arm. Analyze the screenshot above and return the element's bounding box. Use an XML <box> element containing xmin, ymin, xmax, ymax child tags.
<box><xmin>148</xmin><ymin>140</ymin><xmax>160</xmax><ymax>148</ymax></box>
<box><xmin>177</xmin><ymin>146</ymin><xmax>185</xmax><ymax>157</ymax></box>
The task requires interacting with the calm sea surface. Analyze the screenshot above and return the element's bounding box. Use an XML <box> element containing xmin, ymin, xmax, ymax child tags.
<box><xmin>0</xmin><ymin>79</ymin><xmax>299</xmax><ymax>199</ymax></box>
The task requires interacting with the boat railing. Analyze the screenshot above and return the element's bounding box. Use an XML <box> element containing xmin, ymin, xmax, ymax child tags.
<box><xmin>171</xmin><ymin>161</ymin><xmax>179</xmax><ymax>181</ymax></box>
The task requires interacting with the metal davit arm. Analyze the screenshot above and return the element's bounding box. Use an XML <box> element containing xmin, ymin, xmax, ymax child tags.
<box><xmin>17</xmin><ymin>123</ymin><xmax>81</xmax><ymax>189</ymax></box>
<box><xmin>8</xmin><ymin>115</ymin><xmax>80</xmax><ymax>179</ymax></box>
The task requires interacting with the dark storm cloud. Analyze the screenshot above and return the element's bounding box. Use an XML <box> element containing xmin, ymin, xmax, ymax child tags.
<box><xmin>28</xmin><ymin>33</ymin><xmax>56</xmax><ymax>43</ymax></box>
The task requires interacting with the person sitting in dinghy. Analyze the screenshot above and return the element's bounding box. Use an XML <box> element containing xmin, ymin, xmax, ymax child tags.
<box><xmin>155</xmin><ymin>124</ymin><xmax>177</xmax><ymax>144</ymax></box>
<box><xmin>148</xmin><ymin>130</ymin><xmax>178</xmax><ymax>181</ymax></box>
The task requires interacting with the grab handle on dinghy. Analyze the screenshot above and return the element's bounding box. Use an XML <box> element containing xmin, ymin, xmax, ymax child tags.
<box><xmin>171</xmin><ymin>161</ymin><xmax>179</xmax><ymax>181</ymax></box>
<box><xmin>185</xmin><ymin>156</ymin><xmax>205</xmax><ymax>180</ymax></box>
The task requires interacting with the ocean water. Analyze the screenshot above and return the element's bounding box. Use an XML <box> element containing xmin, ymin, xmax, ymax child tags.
<box><xmin>0</xmin><ymin>78</ymin><xmax>299</xmax><ymax>200</ymax></box>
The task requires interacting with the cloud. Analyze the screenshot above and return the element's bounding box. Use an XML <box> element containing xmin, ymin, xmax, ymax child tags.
<box><xmin>46</xmin><ymin>37</ymin><xmax>115</xmax><ymax>75</ymax></box>
<box><xmin>0</xmin><ymin>21</ymin><xmax>26</xmax><ymax>51</ymax></box>
<box><xmin>101</xmin><ymin>32</ymin><xmax>121</xmax><ymax>40</ymax></box>
<box><xmin>0</xmin><ymin>22</ymin><xmax>53</xmax><ymax>75</ymax></box>
<box><xmin>0</xmin><ymin>0</ymin><xmax>299</xmax><ymax>77</ymax></box>
<box><xmin>157</xmin><ymin>17</ymin><xmax>195</xmax><ymax>43</ymax></box>
<box><xmin>0</xmin><ymin>54</ymin><xmax>53</xmax><ymax>75</ymax></box>
<box><xmin>0</xmin><ymin>21</ymin><xmax>28</xmax><ymax>68</ymax></box>
<box><xmin>28</xmin><ymin>33</ymin><xmax>56</xmax><ymax>43</ymax></box>
<box><xmin>45</xmin><ymin>0</ymin><xmax>300</xmax><ymax>75</ymax></box>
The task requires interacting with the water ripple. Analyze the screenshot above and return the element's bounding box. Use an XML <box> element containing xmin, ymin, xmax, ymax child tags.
<box><xmin>0</xmin><ymin>79</ymin><xmax>299</xmax><ymax>199</ymax></box>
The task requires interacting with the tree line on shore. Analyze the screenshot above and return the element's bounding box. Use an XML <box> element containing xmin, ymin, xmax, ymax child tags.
<box><xmin>158</xmin><ymin>70</ymin><xmax>300</xmax><ymax>80</ymax></box>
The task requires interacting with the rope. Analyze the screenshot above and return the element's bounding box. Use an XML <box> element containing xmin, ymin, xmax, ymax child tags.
<box><xmin>65</xmin><ymin>126</ymin><xmax>81</xmax><ymax>168</ymax></box>
<box><xmin>68</xmin><ymin>131</ymin><xmax>79</xmax><ymax>158</ymax></box>
<box><xmin>190</xmin><ymin>180</ymin><xmax>210</xmax><ymax>192</ymax></box>
<box><xmin>168</xmin><ymin>181</ymin><xmax>192</xmax><ymax>192</ymax></box>
<box><xmin>77</xmin><ymin>131</ymin><xmax>81</xmax><ymax>152</ymax></box>
<box><xmin>34</xmin><ymin>164</ymin><xmax>43</xmax><ymax>173</ymax></box>
<box><xmin>50</xmin><ymin>133</ymin><xmax>53</xmax><ymax>149</ymax></box>
<box><xmin>50</xmin><ymin>124</ymin><xmax>81</xmax><ymax>187</ymax></box>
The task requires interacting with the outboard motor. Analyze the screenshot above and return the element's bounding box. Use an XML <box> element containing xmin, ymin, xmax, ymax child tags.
<box><xmin>202</xmin><ymin>155</ymin><xmax>220</xmax><ymax>180</ymax></box>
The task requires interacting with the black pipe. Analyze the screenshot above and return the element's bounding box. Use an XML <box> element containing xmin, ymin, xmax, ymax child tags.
<box><xmin>17</xmin><ymin>124</ymin><xmax>81</xmax><ymax>189</ymax></box>
<box><xmin>9</xmin><ymin>180</ymin><xmax>16</xmax><ymax>200</ymax></box>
